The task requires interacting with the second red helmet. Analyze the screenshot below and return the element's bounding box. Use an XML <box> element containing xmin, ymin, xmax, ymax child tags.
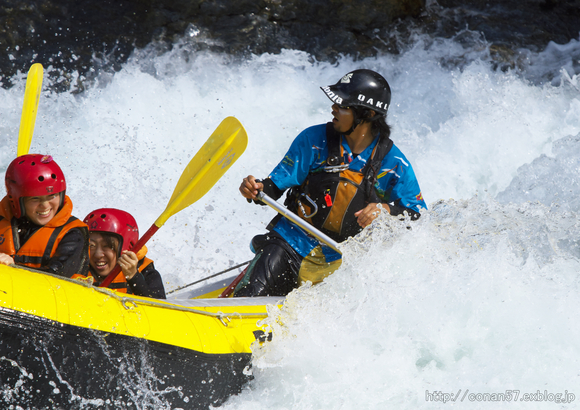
<box><xmin>84</xmin><ymin>208</ymin><xmax>139</xmax><ymax>253</ymax></box>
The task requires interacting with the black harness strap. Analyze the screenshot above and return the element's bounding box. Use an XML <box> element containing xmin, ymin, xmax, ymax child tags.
<box><xmin>325</xmin><ymin>122</ymin><xmax>342</xmax><ymax>166</ymax></box>
<box><xmin>13</xmin><ymin>255</ymin><xmax>43</xmax><ymax>265</ymax></box>
<box><xmin>325</xmin><ymin>121</ymin><xmax>393</xmax><ymax>203</ymax></box>
<box><xmin>362</xmin><ymin>135</ymin><xmax>393</xmax><ymax>203</ymax></box>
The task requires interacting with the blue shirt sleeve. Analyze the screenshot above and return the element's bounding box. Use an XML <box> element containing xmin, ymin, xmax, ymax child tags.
<box><xmin>375</xmin><ymin>144</ymin><xmax>427</xmax><ymax>212</ymax></box>
<box><xmin>269</xmin><ymin>124</ymin><xmax>328</xmax><ymax>190</ymax></box>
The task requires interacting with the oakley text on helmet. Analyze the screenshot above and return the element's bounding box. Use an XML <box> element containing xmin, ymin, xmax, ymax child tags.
<box><xmin>321</xmin><ymin>69</ymin><xmax>392</xmax><ymax>115</ymax></box>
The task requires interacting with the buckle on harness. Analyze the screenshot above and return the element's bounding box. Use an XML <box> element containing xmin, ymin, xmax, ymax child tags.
<box><xmin>297</xmin><ymin>193</ymin><xmax>318</xmax><ymax>218</ymax></box>
<box><xmin>324</xmin><ymin>164</ymin><xmax>349</xmax><ymax>173</ymax></box>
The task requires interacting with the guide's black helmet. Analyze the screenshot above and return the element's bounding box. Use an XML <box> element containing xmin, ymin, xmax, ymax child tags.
<box><xmin>320</xmin><ymin>69</ymin><xmax>391</xmax><ymax>115</ymax></box>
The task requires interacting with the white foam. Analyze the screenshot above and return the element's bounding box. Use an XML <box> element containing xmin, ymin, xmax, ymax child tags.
<box><xmin>1</xmin><ymin>32</ymin><xmax>580</xmax><ymax>408</ymax></box>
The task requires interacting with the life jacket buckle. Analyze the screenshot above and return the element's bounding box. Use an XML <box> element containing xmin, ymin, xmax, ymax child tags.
<box><xmin>297</xmin><ymin>193</ymin><xmax>318</xmax><ymax>218</ymax></box>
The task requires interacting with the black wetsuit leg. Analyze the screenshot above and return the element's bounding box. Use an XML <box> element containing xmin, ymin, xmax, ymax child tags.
<box><xmin>233</xmin><ymin>233</ymin><xmax>302</xmax><ymax>297</ymax></box>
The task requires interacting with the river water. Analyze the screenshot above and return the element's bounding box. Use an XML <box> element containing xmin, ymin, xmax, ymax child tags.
<box><xmin>1</xmin><ymin>26</ymin><xmax>580</xmax><ymax>409</ymax></box>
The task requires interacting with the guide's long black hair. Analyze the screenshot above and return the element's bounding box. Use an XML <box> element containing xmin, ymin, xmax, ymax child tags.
<box><xmin>351</xmin><ymin>107</ymin><xmax>391</xmax><ymax>140</ymax></box>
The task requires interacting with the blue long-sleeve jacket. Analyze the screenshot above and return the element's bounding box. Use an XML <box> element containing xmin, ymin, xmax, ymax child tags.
<box><xmin>264</xmin><ymin>124</ymin><xmax>426</xmax><ymax>261</ymax></box>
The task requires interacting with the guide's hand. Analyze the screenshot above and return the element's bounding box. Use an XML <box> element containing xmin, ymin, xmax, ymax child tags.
<box><xmin>240</xmin><ymin>175</ymin><xmax>264</xmax><ymax>200</ymax></box>
<box><xmin>354</xmin><ymin>203</ymin><xmax>390</xmax><ymax>228</ymax></box>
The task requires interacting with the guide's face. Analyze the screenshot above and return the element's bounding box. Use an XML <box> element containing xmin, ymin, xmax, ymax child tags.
<box><xmin>331</xmin><ymin>103</ymin><xmax>354</xmax><ymax>133</ymax></box>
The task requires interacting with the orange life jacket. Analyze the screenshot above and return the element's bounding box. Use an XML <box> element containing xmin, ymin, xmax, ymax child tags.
<box><xmin>0</xmin><ymin>195</ymin><xmax>88</xmax><ymax>269</ymax></box>
<box><xmin>74</xmin><ymin>246</ymin><xmax>153</xmax><ymax>293</ymax></box>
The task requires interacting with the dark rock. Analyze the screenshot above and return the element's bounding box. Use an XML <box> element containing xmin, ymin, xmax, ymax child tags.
<box><xmin>0</xmin><ymin>0</ymin><xmax>424</xmax><ymax>85</ymax></box>
<box><xmin>0</xmin><ymin>0</ymin><xmax>578</xmax><ymax>87</ymax></box>
<box><xmin>432</xmin><ymin>0</ymin><xmax>580</xmax><ymax>49</ymax></box>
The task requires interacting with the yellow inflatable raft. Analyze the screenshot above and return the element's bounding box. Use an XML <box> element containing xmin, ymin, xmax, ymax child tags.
<box><xmin>0</xmin><ymin>263</ymin><xmax>280</xmax><ymax>409</ymax></box>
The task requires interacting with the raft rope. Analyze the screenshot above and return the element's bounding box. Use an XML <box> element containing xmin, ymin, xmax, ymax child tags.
<box><xmin>11</xmin><ymin>264</ymin><xmax>272</xmax><ymax>327</ymax></box>
<box><xmin>114</xmin><ymin>294</ymin><xmax>270</xmax><ymax>327</ymax></box>
<box><xmin>166</xmin><ymin>259</ymin><xmax>252</xmax><ymax>295</ymax></box>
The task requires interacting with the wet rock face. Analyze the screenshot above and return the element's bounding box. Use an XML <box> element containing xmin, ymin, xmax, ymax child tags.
<box><xmin>0</xmin><ymin>0</ymin><xmax>579</xmax><ymax>84</ymax></box>
<box><xmin>426</xmin><ymin>0</ymin><xmax>580</xmax><ymax>51</ymax></box>
<box><xmin>0</xmin><ymin>0</ymin><xmax>424</xmax><ymax>82</ymax></box>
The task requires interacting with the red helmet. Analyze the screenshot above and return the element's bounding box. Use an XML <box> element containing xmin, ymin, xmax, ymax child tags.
<box><xmin>5</xmin><ymin>154</ymin><xmax>66</xmax><ymax>219</ymax></box>
<box><xmin>84</xmin><ymin>208</ymin><xmax>139</xmax><ymax>253</ymax></box>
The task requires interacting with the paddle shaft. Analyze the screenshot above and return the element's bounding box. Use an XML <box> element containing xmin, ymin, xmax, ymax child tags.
<box><xmin>218</xmin><ymin>266</ymin><xmax>248</xmax><ymax>298</ymax></box>
<box><xmin>98</xmin><ymin>224</ymin><xmax>159</xmax><ymax>288</ymax></box>
<box><xmin>219</xmin><ymin>191</ymin><xmax>342</xmax><ymax>298</ymax></box>
<box><xmin>257</xmin><ymin>191</ymin><xmax>341</xmax><ymax>253</ymax></box>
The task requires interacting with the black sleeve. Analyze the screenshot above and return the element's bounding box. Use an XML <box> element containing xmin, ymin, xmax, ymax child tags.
<box><xmin>251</xmin><ymin>178</ymin><xmax>285</xmax><ymax>205</ymax></box>
<box><xmin>40</xmin><ymin>227</ymin><xmax>90</xmax><ymax>278</ymax></box>
<box><xmin>262</xmin><ymin>178</ymin><xmax>285</xmax><ymax>200</ymax></box>
<box><xmin>388</xmin><ymin>200</ymin><xmax>421</xmax><ymax>221</ymax></box>
<box><xmin>127</xmin><ymin>261</ymin><xmax>166</xmax><ymax>299</ymax></box>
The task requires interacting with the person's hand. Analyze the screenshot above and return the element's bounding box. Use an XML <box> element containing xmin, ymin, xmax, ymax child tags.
<box><xmin>118</xmin><ymin>251</ymin><xmax>139</xmax><ymax>280</ymax></box>
<box><xmin>239</xmin><ymin>175</ymin><xmax>264</xmax><ymax>200</ymax></box>
<box><xmin>0</xmin><ymin>253</ymin><xmax>14</xmax><ymax>266</ymax></box>
<box><xmin>354</xmin><ymin>203</ymin><xmax>390</xmax><ymax>228</ymax></box>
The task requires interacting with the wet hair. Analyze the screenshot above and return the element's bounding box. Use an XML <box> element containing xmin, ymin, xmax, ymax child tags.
<box><xmin>352</xmin><ymin>107</ymin><xmax>391</xmax><ymax>140</ymax></box>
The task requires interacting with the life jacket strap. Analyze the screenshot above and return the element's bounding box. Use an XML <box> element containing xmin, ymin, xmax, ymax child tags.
<box><xmin>13</xmin><ymin>216</ymin><xmax>81</xmax><ymax>267</ymax></box>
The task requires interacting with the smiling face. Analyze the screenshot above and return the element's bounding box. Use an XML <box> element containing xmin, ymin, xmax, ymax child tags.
<box><xmin>88</xmin><ymin>232</ymin><xmax>119</xmax><ymax>277</ymax></box>
<box><xmin>331</xmin><ymin>103</ymin><xmax>355</xmax><ymax>134</ymax></box>
<box><xmin>22</xmin><ymin>194</ymin><xmax>61</xmax><ymax>226</ymax></box>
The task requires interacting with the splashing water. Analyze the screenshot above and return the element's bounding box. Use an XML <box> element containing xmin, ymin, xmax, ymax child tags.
<box><xmin>1</xmin><ymin>29</ymin><xmax>579</xmax><ymax>409</ymax></box>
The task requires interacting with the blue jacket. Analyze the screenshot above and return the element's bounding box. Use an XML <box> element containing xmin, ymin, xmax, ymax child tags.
<box><xmin>265</xmin><ymin>124</ymin><xmax>426</xmax><ymax>261</ymax></box>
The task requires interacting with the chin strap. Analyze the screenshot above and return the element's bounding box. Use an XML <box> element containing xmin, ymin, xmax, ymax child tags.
<box><xmin>343</xmin><ymin>112</ymin><xmax>363</xmax><ymax>136</ymax></box>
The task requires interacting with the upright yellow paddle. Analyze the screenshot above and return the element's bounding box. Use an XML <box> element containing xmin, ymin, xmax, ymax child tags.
<box><xmin>99</xmin><ymin>116</ymin><xmax>248</xmax><ymax>288</ymax></box>
<box><xmin>17</xmin><ymin>63</ymin><xmax>44</xmax><ymax>156</ymax></box>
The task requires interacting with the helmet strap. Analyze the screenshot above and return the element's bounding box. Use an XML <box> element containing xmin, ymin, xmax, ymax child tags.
<box><xmin>17</xmin><ymin>197</ymin><xmax>26</xmax><ymax>219</ymax></box>
<box><xmin>344</xmin><ymin>110</ymin><xmax>364</xmax><ymax>136</ymax></box>
<box><xmin>59</xmin><ymin>191</ymin><xmax>66</xmax><ymax>213</ymax></box>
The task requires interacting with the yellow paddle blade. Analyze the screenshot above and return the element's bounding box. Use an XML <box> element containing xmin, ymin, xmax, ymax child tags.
<box><xmin>17</xmin><ymin>63</ymin><xmax>44</xmax><ymax>156</ymax></box>
<box><xmin>154</xmin><ymin>116</ymin><xmax>248</xmax><ymax>227</ymax></box>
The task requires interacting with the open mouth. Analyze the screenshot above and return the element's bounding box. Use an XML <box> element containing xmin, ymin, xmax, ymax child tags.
<box><xmin>37</xmin><ymin>209</ymin><xmax>52</xmax><ymax>217</ymax></box>
<box><xmin>94</xmin><ymin>261</ymin><xmax>109</xmax><ymax>270</ymax></box>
